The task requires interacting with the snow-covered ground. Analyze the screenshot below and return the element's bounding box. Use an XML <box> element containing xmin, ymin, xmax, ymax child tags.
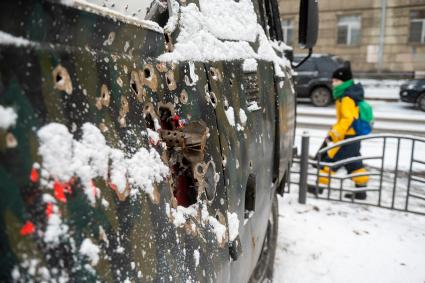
<box><xmin>275</xmin><ymin>80</ymin><xmax>425</xmax><ymax>283</ymax></box>
<box><xmin>274</xmin><ymin>193</ymin><xmax>425</xmax><ymax>283</ymax></box>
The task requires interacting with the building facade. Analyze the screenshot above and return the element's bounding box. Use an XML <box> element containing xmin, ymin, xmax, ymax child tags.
<box><xmin>278</xmin><ymin>0</ymin><xmax>425</xmax><ymax>76</ymax></box>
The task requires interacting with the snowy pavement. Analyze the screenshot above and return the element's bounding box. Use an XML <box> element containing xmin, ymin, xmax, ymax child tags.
<box><xmin>273</xmin><ymin>193</ymin><xmax>425</xmax><ymax>283</ymax></box>
<box><xmin>275</xmin><ymin>80</ymin><xmax>425</xmax><ymax>283</ymax></box>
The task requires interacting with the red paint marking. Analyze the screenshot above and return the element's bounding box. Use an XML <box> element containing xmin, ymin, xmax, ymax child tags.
<box><xmin>108</xmin><ymin>182</ymin><xmax>117</xmax><ymax>191</ymax></box>
<box><xmin>45</xmin><ymin>202</ymin><xmax>53</xmax><ymax>218</ymax></box>
<box><xmin>30</xmin><ymin>168</ymin><xmax>39</xmax><ymax>183</ymax></box>
<box><xmin>54</xmin><ymin>181</ymin><xmax>67</xmax><ymax>203</ymax></box>
<box><xmin>20</xmin><ymin>221</ymin><xmax>35</xmax><ymax>236</ymax></box>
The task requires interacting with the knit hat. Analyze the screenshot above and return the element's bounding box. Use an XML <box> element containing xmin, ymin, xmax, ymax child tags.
<box><xmin>332</xmin><ymin>66</ymin><xmax>352</xmax><ymax>82</ymax></box>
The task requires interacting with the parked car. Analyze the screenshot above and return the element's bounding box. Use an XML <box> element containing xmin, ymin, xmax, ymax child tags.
<box><xmin>399</xmin><ymin>79</ymin><xmax>425</xmax><ymax>111</ymax></box>
<box><xmin>294</xmin><ymin>54</ymin><xmax>348</xmax><ymax>107</ymax></box>
<box><xmin>0</xmin><ymin>0</ymin><xmax>318</xmax><ymax>282</ymax></box>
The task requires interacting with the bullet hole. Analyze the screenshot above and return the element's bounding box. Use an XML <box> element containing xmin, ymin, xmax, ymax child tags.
<box><xmin>229</xmin><ymin>79</ymin><xmax>233</xmax><ymax>87</ymax></box>
<box><xmin>164</xmin><ymin>33</ymin><xmax>170</xmax><ymax>44</ymax></box>
<box><xmin>139</xmin><ymin>65</ymin><xmax>158</xmax><ymax>92</ymax></box>
<box><xmin>52</xmin><ymin>65</ymin><xmax>73</xmax><ymax>95</ymax></box>
<box><xmin>6</xmin><ymin>133</ymin><xmax>18</xmax><ymax>148</ymax></box>
<box><xmin>180</xmin><ymin>90</ymin><xmax>189</xmax><ymax>104</ymax></box>
<box><xmin>130</xmin><ymin>70</ymin><xmax>145</xmax><ymax>102</ymax></box>
<box><xmin>209</xmin><ymin>92</ymin><xmax>217</xmax><ymax>107</ymax></box>
<box><xmin>209</xmin><ymin>67</ymin><xmax>222</xmax><ymax>81</ymax></box>
<box><xmin>96</xmin><ymin>85</ymin><xmax>111</xmax><ymax>110</ymax></box>
<box><xmin>131</xmin><ymin>81</ymin><xmax>138</xmax><ymax>94</ymax></box>
<box><xmin>143</xmin><ymin>68</ymin><xmax>151</xmax><ymax>80</ymax></box>
<box><xmin>165</xmin><ymin>71</ymin><xmax>177</xmax><ymax>91</ymax></box>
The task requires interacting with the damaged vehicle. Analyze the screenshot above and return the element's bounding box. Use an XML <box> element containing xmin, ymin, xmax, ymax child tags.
<box><xmin>0</xmin><ymin>0</ymin><xmax>317</xmax><ymax>282</ymax></box>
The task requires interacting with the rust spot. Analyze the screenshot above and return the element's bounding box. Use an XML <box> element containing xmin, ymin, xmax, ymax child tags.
<box><xmin>98</xmin><ymin>123</ymin><xmax>109</xmax><ymax>132</ymax></box>
<box><xmin>98</xmin><ymin>226</ymin><xmax>109</xmax><ymax>247</ymax></box>
<box><xmin>151</xmin><ymin>185</ymin><xmax>161</xmax><ymax>204</ymax></box>
<box><xmin>184</xmin><ymin>221</ymin><xmax>198</xmax><ymax>236</ymax></box>
<box><xmin>116</xmin><ymin>77</ymin><xmax>124</xmax><ymax>88</ymax></box>
<box><xmin>252</xmin><ymin>236</ymin><xmax>256</xmax><ymax>249</ymax></box>
<box><xmin>119</xmin><ymin>96</ymin><xmax>129</xmax><ymax>128</ymax></box>
<box><xmin>180</xmin><ymin>89</ymin><xmax>189</xmax><ymax>104</ymax></box>
<box><xmin>110</xmin><ymin>182</ymin><xmax>130</xmax><ymax>201</ymax></box>
<box><xmin>156</xmin><ymin>63</ymin><xmax>168</xmax><ymax>73</ymax></box>
<box><xmin>52</xmin><ymin>65</ymin><xmax>73</xmax><ymax>95</ymax></box>
<box><xmin>5</xmin><ymin>132</ymin><xmax>17</xmax><ymax>148</ymax></box>
<box><xmin>165</xmin><ymin>70</ymin><xmax>177</xmax><ymax>91</ymax></box>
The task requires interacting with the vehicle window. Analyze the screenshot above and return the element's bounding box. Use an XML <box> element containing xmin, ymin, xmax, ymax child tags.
<box><xmin>295</xmin><ymin>58</ymin><xmax>316</xmax><ymax>72</ymax></box>
<box><xmin>78</xmin><ymin>0</ymin><xmax>169</xmax><ymax>27</ymax></box>
<box><xmin>258</xmin><ymin>0</ymin><xmax>283</xmax><ymax>41</ymax></box>
<box><xmin>316</xmin><ymin>57</ymin><xmax>338</xmax><ymax>73</ymax></box>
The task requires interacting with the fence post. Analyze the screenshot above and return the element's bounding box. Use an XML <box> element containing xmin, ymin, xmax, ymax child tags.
<box><xmin>299</xmin><ymin>132</ymin><xmax>310</xmax><ymax>204</ymax></box>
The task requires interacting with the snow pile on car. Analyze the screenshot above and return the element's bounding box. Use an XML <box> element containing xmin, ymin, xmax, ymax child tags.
<box><xmin>37</xmin><ymin>122</ymin><xmax>169</xmax><ymax>204</ymax></box>
<box><xmin>0</xmin><ymin>105</ymin><xmax>18</xmax><ymax>129</ymax></box>
<box><xmin>159</xmin><ymin>0</ymin><xmax>291</xmax><ymax>77</ymax></box>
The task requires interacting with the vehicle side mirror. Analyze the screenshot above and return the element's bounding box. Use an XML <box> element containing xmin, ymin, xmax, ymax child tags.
<box><xmin>298</xmin><ymin>0</ymin><xmax>318</xmax><ymax>49</ymax></box>
<box><xmin>292</xmin><ymin>0</ymin><xmax>319</xmax><ymax>69</ymax></box>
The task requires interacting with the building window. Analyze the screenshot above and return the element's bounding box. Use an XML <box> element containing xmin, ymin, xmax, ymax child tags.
<box><xmin>409</xmin><ymin>10</ymin><xmax>425</xmax><ymax>44</ymax></box>
<box><xmin>281</xmin><ymin>19</ymin><xmax>293</xmax><ymax>45</ymax></box>
<box><xmin>337</xmin><ymin>15</ymin><xmax>361</xmax><ymax>46</ymax></box>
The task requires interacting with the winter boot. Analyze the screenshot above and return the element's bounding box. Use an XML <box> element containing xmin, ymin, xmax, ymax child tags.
<box><xmin>318</xmin><ymin>166</ymin><xmax>335</xmax><ymax>186</ymax></box>
<box><xmin>344</xmin><ymin>184</ymin><xmax>367</xmax><ymax>200</ymax></box>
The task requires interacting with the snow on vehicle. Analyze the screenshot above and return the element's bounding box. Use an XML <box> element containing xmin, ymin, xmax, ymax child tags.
<box><xmin>0</xmin><ymin>0</ymin><xmax>317</xmax><ymax>281</ymax></box>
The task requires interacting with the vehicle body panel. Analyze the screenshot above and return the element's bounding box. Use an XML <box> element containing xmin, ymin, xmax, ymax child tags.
<box><xmin>0</xmin><ymin>0</ymin><xmax>295</xmax><ymax>281</ymax></box>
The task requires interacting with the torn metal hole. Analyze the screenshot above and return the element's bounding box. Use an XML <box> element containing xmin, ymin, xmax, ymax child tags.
<box><xmin>52</xmin><ymin>64</ymin><xmax>73</xmax><ymax>95</ymax></box>
<box><xmin>158</xmin><ymin>103</ymin><xmax>176</xmax><ymax>130</ymax></box>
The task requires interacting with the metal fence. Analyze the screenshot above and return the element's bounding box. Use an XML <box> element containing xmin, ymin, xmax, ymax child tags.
<box><xmin>288</xmin><ymin>133</ymin><xmax>425</xmax><ymax>215</ymax></box>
